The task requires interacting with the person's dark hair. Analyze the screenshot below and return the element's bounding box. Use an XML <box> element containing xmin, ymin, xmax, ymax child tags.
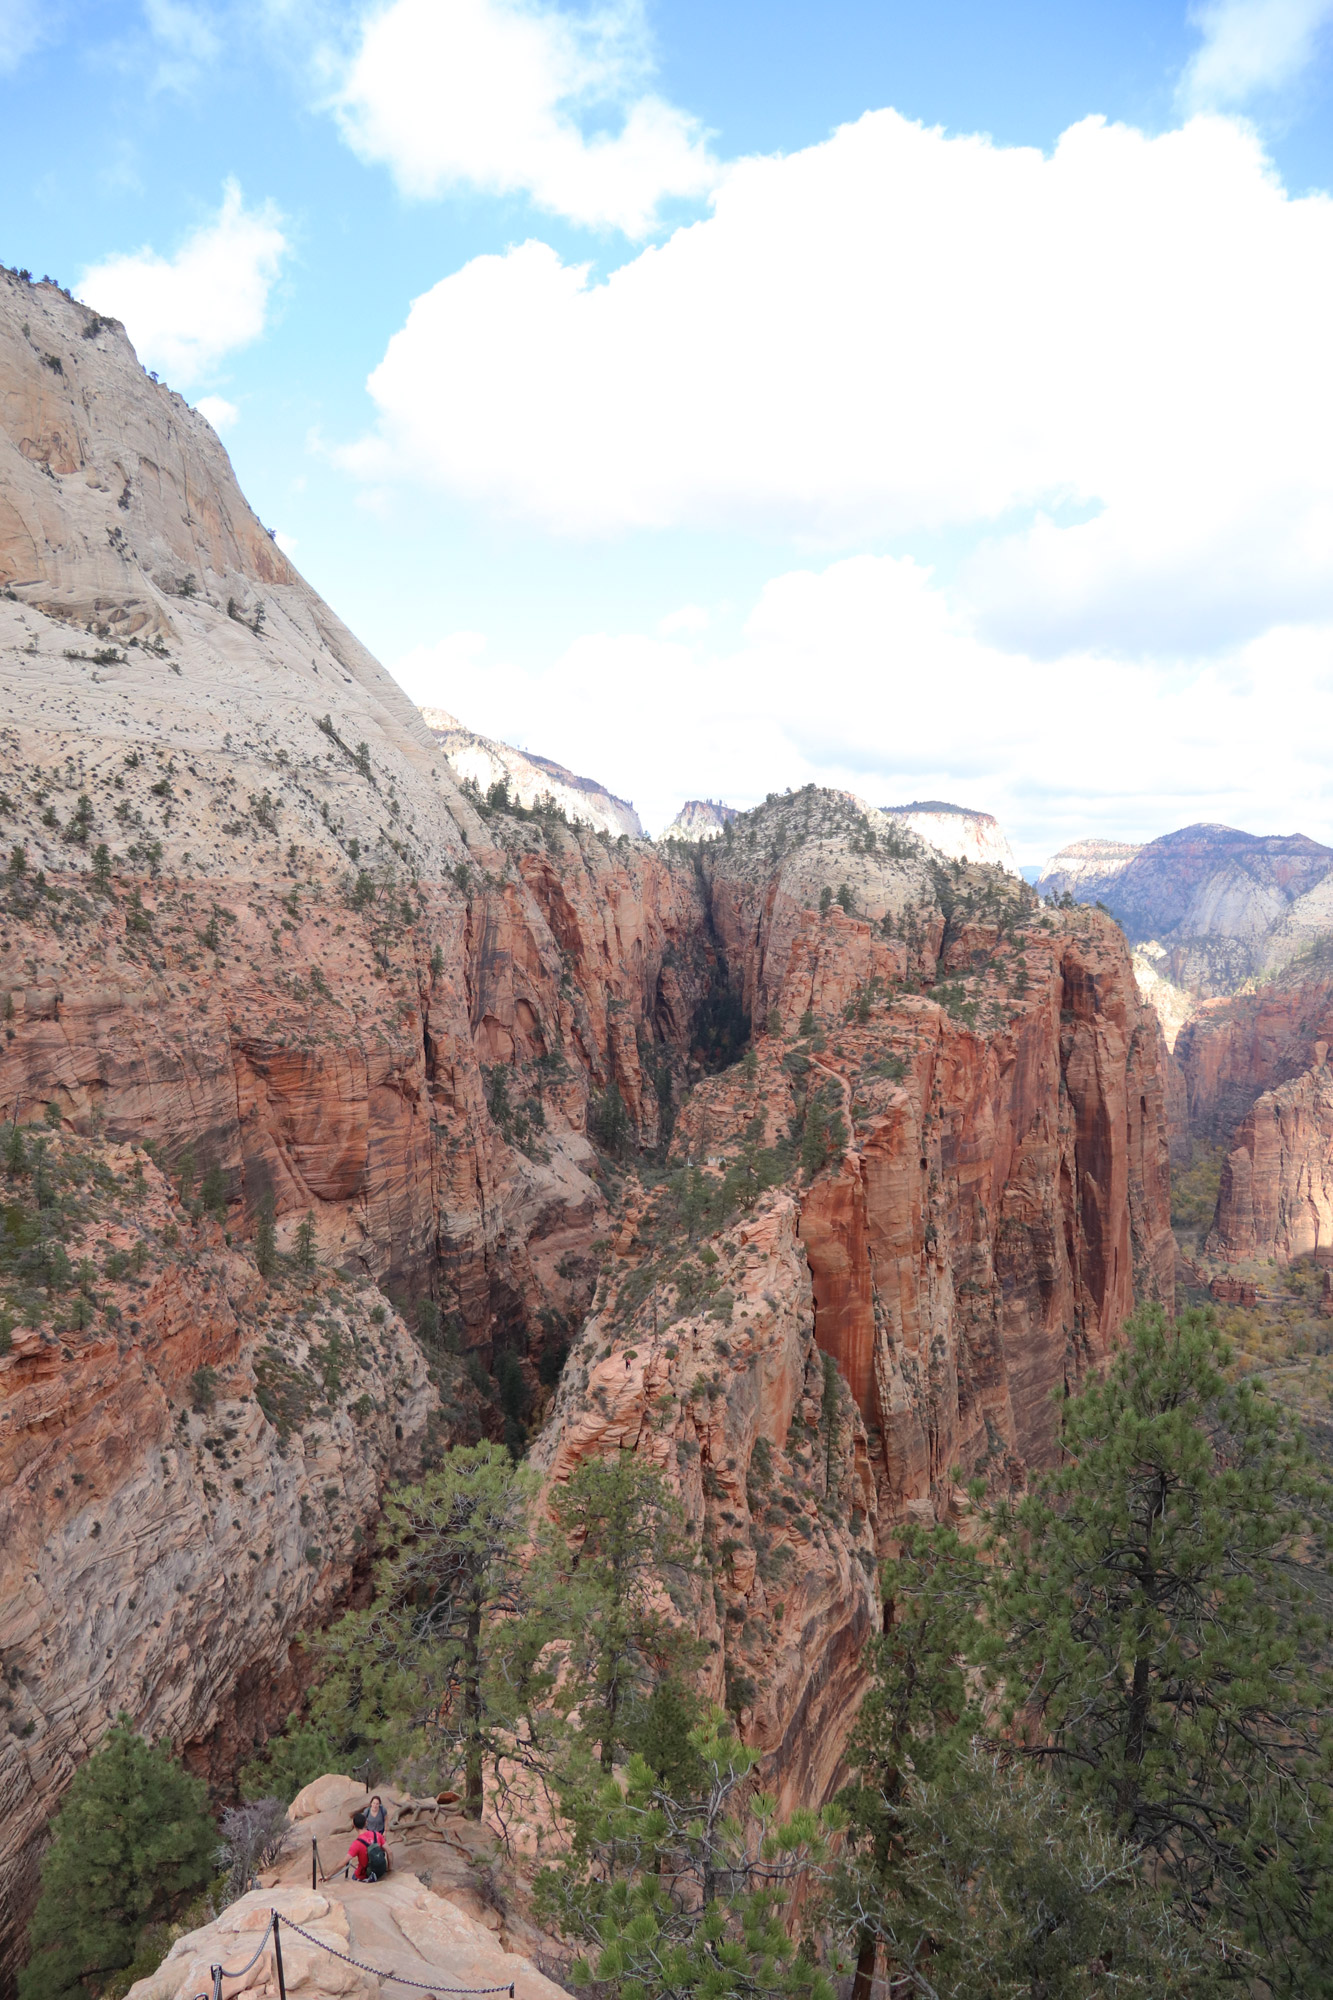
<box><xmin>351</xmin><ymin>1808</ymin><xmax>367</xmax><ymax>1830</ymax></box>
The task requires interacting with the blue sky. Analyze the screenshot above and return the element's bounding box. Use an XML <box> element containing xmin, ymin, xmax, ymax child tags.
<box><xmin>4</xmin><ymin>0</ymin><xmax>1333</xmax><ymax>856</ymax></box>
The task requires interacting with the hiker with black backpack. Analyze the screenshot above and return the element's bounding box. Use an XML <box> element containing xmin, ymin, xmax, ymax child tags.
<box><xmin>348</xmin><ymin>1806</ymin><xmax>389</xmax><ymax>1882</ymax></box>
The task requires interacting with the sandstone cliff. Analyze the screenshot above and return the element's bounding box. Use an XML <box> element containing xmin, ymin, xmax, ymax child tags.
<box><xmin>421</xmin><ymin>706</ymin><xmax>644</xmax><ymax>838</ymax></box>
<box><xmin>882</xmin><ymin>799</ymin><xmax>1018</xmax><ymax>875</ymax></box>
<box><xmin>534</xmin><ymin>822</ymin><xmax>1173</xmax><ymax>1801</ymax></box>
<box><xmin>1208</xmin><ymin>1047</ymin><xmax>1333</xmax><ymax>1266</ymax></box>
<box><xmin>660</xmin><ymin>798</ymin><xmax>739</xmax><ymax>842</ymax></box>
<box><xmin>0</xmin><ymin>1134</ymin><xmax>434</xmax><ymax>1972</ymax></box>
<box><xmin>1040</xmin><ymin>823</ymin><xmax>1333</xmax><ymax>996</ymax></box>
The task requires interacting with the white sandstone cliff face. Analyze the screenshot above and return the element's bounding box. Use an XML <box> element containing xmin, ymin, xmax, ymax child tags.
<box><xmin>1034</xmin><ymin>839</ymin><xmax>1142</xmax><ymax>901</ymax></box>
<box><xmin>421</xmin><ymin>707</ymin><xmax>643</xmax><ymax>838</ymax></box>
<box><xmin>0</xmin><ymin>268</ymin><xmax>474</xmax><ymax>887</ymax></box>
<box><xmin>660</xmin><ymin>799</ymin><xmax>740</xmax><ymax>841</ymax></box>
<box><xmin>883</xmin><ymin>801</ymin><xmax>1018</xmax><ymax>874</ymax></box>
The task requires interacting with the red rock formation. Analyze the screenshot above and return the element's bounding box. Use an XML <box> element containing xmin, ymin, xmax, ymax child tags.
<box><xmin>1174</xmin><ymin>971</ymin><xmax>1333</xmax><ymax>1145</ymax></box>
<box><xmin>0</xmin><ymin>1138</ymin><xmax>433</xmax><ymax>1970</ymax></box>
<box><xmin>1208</xmin><ymin>1046</ymin><xmax>1333</xmax><ymax>1265</ymax></box>
<box><xmin>538</xmin><ymin>893</ymin><xmax>1173</xmax><ymax>1807</ymax></box>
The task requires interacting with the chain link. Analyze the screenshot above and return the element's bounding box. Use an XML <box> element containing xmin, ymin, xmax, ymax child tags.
<box><xmin>278</xmin><ymin>1913</ymin><xmax>517</xmax><ymax>1995</ymax></box>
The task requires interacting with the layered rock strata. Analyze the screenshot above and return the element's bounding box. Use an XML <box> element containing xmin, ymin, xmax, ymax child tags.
<box><xmin>537</xmin><ymin>880</ymin><xmax>1174</xmax><ymax>1801</ymax></box>
<box><xmin>0</xmin><ymin>1137</ymin><xmax>433</xmax><ymax>1971</ymax></box>
<box><xmin>1208</xmin><ymin>1047</ymin><xmax>1333</xmax><ymax>1265</ymax></box>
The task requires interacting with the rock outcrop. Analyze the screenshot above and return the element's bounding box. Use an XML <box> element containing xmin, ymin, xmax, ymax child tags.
<box><xmin>421</xmin><ymin>707</ymin><xmax>644</xmax><ymax>838</ymax></box>
<box><xmin>1175</xmin><ymin>966</ymin><xmax>1333</xmax><ymax>1148</ymax></box>
<box><xmin>535</xmin><ymin>833</ymin><xmax>1173</xmax><ymax>1802</ymax></box>
<box><xmin>0</xmin><ymin>1137</ymin><xmax>433</xmax><ymax>1973</ymax></box>
<box><xmin>128</xmin><ymin>1773</ymin><xmax>561</xmax><ymax>2000</ymax></box>
<box><xmin>1208</xmin><ymin>1047</ymin><xmax>1333</xmax><ymax>1266</ymax></box>
<box><xmin>1035</xmin><ymin>838</ymin><xmax>1142</xmax><ymax>902</ymax></box>
<box><xmin>882</xmin><ymin>799</ymin><xmax>1018</xmax><ymax>874</ymax></box>
<box><xmin>660</xmin><ymin>798</ymin><xmax>740</xmax><ymax>842</ymax></box>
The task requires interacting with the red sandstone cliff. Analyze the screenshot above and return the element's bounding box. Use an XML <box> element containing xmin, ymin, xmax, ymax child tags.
<box><xmin>1208</xmin><ymin>1044</ymin><xmax>1333</xmax><ymax>1265</ymax></box>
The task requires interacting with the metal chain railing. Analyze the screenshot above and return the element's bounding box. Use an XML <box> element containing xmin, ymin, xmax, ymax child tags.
<box><xmin>278</xmin><ymin>1912</ymin><xmax>517</xmax><ymax>1995</ymax></box>
<box><xmin>203</xmin><ymin>1907</ymin><xmax>519</xmax><ymax>2000</ymax></box>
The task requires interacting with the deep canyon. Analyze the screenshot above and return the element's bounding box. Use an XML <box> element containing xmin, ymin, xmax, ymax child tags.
<box><xmin>2</xmin><ymin>266</ymin><xmax>1306</xmax><ymax>1985</ymax></box>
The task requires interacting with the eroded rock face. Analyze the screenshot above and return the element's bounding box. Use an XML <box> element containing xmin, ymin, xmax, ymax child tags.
<box><xmin>1208</xmin><ymin>1047</ymin><xmax>1333</xmax><ymax>1265</ymax></box>
<box><xmin>1176</xmin><ymin>972</ymin><xmax>1333</xmax><ymax>1148</ymax></box>
<box><xmin>0</xmin><ymin>1139</ymin><xmax>433</xmax><ymax>1972</ymax></box>
<box><xmin>535</xmin><ymin>885</ymin><xmax>1173</xmax><ymax>1805</ymax></box>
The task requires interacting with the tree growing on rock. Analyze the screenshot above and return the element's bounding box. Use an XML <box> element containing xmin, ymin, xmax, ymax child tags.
<box><xmin>982</xmin><ymin>1303</ymin><xmax>1333</xmax><ymax>1995</ymax></box>
<box><xmin>311</xmin><ymin>1442</ymin><xmax>536</xmax><ymax>1818</ymax></box>
<box><xmin>20</xmin><ymin>1716</ymin><xmax>217</xmax><ymax>2000</ymax></box>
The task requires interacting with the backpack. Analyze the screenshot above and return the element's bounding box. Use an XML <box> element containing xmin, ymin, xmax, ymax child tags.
<box><xmin>365</xmin><ymin>1840</ymin><xmax>388</xmax><ymax>1880</ymax></box>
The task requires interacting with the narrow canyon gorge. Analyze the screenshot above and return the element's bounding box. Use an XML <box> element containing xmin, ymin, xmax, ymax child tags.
<box><xmin>0</xmin><ymin>271</ymin><xmax>1181</xmax><ymax>1979</ymax></box>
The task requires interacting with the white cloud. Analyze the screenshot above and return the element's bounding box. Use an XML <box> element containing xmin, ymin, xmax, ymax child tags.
<box><xmin>658</xmin><ymin>603</ymin><xmax>710</xmax><ymax>636</ymax></box>
<box><xmin>1181</xmin><ymin>0</ymin><xmax>1333</xmax><ymax>109</ymax></box>
<box><xmin>274</xmin><ymin>529</ymin><xmax>299</xmax><ymax>555</ymax></box>
<box><xmin>346</xmin><ymin>109</ymin><xmax>1333</xmax><ymax>657</ymax></box>
<box><xmin>142</xmin><ymin>0</ymin><xmax>222</xmax><ymax>90</ymax></box>
<box><xmin>333</xmin><ymin>0</ymin><xmax>719</xmax><ymax>235</ymax></box>
<box><xmin>78</xmin><ymin>180</ymin><xmax>288</xmax><ymax>387</ymax></box>
<box><xmin>0</xmin><ymin>0</ymin><xmax>47</xmax><ymax>72</ymax></box>
<box><xmin>195</xmin><ymin>394</ymin><xmax>239</xmax><ymax>430</ymax></box>
<box><xmin>392</xmin><ymin>555</ymin><xmax>1333</xmax><ymax>861</ymax></box>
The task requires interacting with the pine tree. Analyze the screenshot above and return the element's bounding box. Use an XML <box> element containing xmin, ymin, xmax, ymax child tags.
<box><xmin>294</xmin><ymin>1209</ymin><xmax>316</xmax><ymax>1273</ymax></box>
<box><xmin>19</xmin><ymin>1716</ymin><xmax>216</xmax><ymax>2000</ymax></box>
<box><xmin>539</xmin><ymin>1454</ymin><xmax>701</xmax><ymax>1772</ymax></box>
<box><xmin>985</xmin><ymin>1304</ymin><xmax>1333</xmax><ymax>1994</ymax></box>
<box><xmin>312</xmin><ymin>1443</ymin><xmax>534</xmax><ymax>1818</ymax></box>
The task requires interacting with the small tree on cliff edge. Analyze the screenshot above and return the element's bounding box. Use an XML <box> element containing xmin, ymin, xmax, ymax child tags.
<box><xmin>20</xmin><ymin>1716</ymin><xmax>216</xmax><ymax>2000</ymax></box>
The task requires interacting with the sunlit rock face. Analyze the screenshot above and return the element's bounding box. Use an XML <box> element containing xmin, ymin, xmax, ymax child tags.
<box><xmin>421</xmin><ymin>706</ymin><xmax>645</xmax><ymax>838</ymax></box>
<box><xmin>884</xmin><ymin>799</ymin><xmax>1019</xmax><ymax>874</ymax></box>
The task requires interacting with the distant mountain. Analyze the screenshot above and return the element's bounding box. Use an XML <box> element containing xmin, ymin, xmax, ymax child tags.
<box><xmin>882</xmin><ymin>799</ymin><xmax>1017</xmax><ymax>875</ymax></box>
<box><xmin>1039</xmin><ymin>822</ymin><xmax>1333</xmax><ymax>998</ymax></box>
<box><xmin>660</xmin><ymin>798</ymin><xmax>740</xmax><ymax>842</ymax></box>
<box><xmin>1036</xmin><ymin>839</ymin><xmax>1142</xmax><ymax>901</ymax></box>
<box><xmin>420</xmin><ymin>708</ymin><xmax>643</xmax><ymax>838</ymax></box>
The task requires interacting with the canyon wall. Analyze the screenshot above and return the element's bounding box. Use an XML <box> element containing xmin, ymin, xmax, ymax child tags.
<box><xmin>1208</xmin><ymin>1048</ymin><xmax>1333</xmax><ymax>1266</ymax></box>
<box><xmin>0</xmin><ymin>1139</ymin><xmax>434</xmax><ymax>1969</ymax></box>
<box><xmin>0</xmin><ymin>272</ymin><xmax>1177</xmax><ymax>1978</ymax></box>
<box><xmin>536</xmin><ymin>852</ymin><xmax>1174</xmax><ymax>1801</ymax></box>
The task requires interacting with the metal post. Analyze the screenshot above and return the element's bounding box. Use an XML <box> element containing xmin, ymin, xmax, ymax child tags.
<box><xmin>311</xmin><ymin>1837</ymin><xmax>318</xmax><ymax>1889</ymax></box>
<box><xmin>210</xmin><ymin>1967</ymin><xmax>223</xmax><ymax>2000</ymax></box>
<box><xmin>271</xmin><ymin>1912</ymin><xmax>287</xmax><ymax>2000</ymax></box>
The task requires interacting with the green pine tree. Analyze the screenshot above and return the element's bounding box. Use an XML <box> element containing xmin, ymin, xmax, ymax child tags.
<box><xmin>984</xmin><ymin>1304</ymin><xmax>1333</xmax><ymax>1995</ymax></box>
<box><xmin>539</xmin><ymin>1454</ymin><xmax>702</xmax><ymax>1772</ymax></box>
<box><xmin>20</xmin><ymin>1716</ymin><xmax>217</xmax><ymax>2000</ymax></box>
<box><xmin>294</xmin><ymin>1209</ymin><xmax>316</xmax><ymax>1273</ymax></box>
<box><xmin>312</xmin><ymin>1443</ymin><xmax>534</xmax><ymax>1818</ymax></box>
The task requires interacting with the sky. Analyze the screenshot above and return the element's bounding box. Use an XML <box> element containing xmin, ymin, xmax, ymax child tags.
<box><xmin>3</xmin><ymin>1</ymin><xmax>1333</xmax><ymax>858</ymax></box>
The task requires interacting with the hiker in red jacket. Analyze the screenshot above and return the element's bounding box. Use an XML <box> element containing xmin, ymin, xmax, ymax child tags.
<box><xmin>348</xmin><ymin>1808</ymin><xmax>388</xmax><ymax>1882</ymax></box>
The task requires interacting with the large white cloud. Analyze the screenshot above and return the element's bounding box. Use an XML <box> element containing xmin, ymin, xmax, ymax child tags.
<box><xmin>334</xmin><ymin>0</ymin><xmax>718</xmax><ymax>236</ymax></box>
<box><xmin>1181</xmin><ymin>0</ymin><xmax>1333</xmax><ymax>108</ymax></box>
<box><xmin>391</xmin><ymin>554</ymin><xmax>1333</xmax><ymax>860</ymax></box>
<box><xmin>344</xmin><ymin>109</ymin><xmax>1333</xmax><ymax>657</ymax></box>
<box><xmin>78</xmin><ymin>180</ymin><xmax>288</xmax><ymax>387</ymax></box>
